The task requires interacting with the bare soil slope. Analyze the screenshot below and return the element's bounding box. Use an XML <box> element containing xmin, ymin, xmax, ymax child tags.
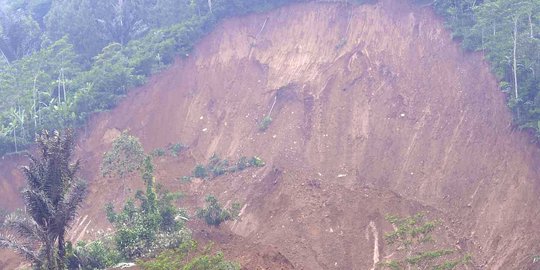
<box><xmin>2</xmin><ymin>0</ymin><xmax>540</xmax><ymax>269</ymax></box>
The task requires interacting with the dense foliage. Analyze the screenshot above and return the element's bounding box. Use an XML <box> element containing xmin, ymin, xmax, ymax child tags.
<box><xmin>426</xmin><ymin>0</ymin><xmax>540</xmax><ymax>138</ymax></box>
<box><xmin>0</xmin><ymin>0</ymin><xmax>299</xmax><ymax>156</ymax></box>
<box><xmin>137</xmin><ymin>241</ymin><xmax>240</xmax><ymax>270</ymax></box>
<box><xmin>0</xmin><ymin>129</ymin><xmax>87</xmax><ymax>270</ymax></box>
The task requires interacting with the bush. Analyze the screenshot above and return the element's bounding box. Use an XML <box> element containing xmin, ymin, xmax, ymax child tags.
<box><xmin>151</xmin><ymin>148</ymin><xmax>166</xmax><ymax>157</ymax></box>
<box><xmin>66</xmin><ymin>239</ymin><xmax>121</xmax><ymax>270</ymax></box>
<box><xmin>196</xmin><ymin>195</ymin><xmax>241</xmax><ymax>227</ymax></box>
<box><xmin>168</xmin><ymin>143</ymin><xmax>187</xmax><ymax>157</ymax></box>
<box><xmin>101</xmin><ymin>131</ymin><xmax>145</xmax><ymax>178</ymax></box>
<box><xmin>183</xmin><ymin>251</ymin><xmax>240</xmax><ymax>270</ymax></box>
<box><xmin>106</xmin><ymin>156</ymin><xmax>191</xmax><ymax>259</ymax></box>
<box><xmin>193</xmin><ymin>165</ymin><xmax>208</xmax><ymax>178</ymax></box>
<box><xmin>138</xmin><ymin>241</ymin><xmax>240</xmax><ymax>270</ymax></box>
<box><xmin>258</xmin><ymin>116</ymin><xmax>272</xmax><ymax>132</ymax></box>
<box><xmin>192</xmin><ymin>154</ymin><xmax>265</xmax><ymax>179</ymax></box>
<box><xmin>249</xmin><ymin>156</ymin><xmax>265</xmax><ymax>167</ymax></box>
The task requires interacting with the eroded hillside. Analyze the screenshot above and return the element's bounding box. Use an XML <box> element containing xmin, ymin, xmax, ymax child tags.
<box><xmin>1</xmin><ymin>0</ymin><xmax>540</xmax><ymax>269</ymax></box>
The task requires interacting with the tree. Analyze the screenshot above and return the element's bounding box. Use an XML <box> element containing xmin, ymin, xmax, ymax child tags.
<box><xmin>0</xmin><ymin>4</ymin><xmax>42</xmax><ymax>61</ymax></box>
<box><xmin>44</xmin><ymin>0</ymin><xmax>106</xmax><ymax>58</ymax></box>
<box><xmin>106</xmin><ymin>156</ymin><xmax>190</xmax><ymax>259</ymax></box>
<box><xmin>0</xmin><ymin>129</ymin><xmax>87</xmax><ymax>269</ymax></box>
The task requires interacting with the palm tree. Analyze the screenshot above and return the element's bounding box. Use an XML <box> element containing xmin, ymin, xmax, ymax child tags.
<box><xmin>0</xmin><ymin>129</ymin><xmax>87</xmax><ymax>269</ymax></box>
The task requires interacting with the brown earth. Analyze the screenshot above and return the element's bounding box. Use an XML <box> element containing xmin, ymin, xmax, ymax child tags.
<box><xmin>1</xmin><ymin>0</ymin><xmax>540</xmax><ymax>269</ymax></box>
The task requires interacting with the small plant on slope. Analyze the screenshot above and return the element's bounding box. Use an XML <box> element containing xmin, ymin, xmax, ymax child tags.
<box><xmin>258</xmin><ymin>115</ymin><xmax>272</xmax><ymax>132</ymax></box>
<box><xmin>101</xmin><ymin>131</ymin><xmax>145</xmax><ymax>178</ymax></box>
<box><xmin>191</xmin><ymin>154</ymin><xmax>265</xmax><ymax>179</ymax></box>
<box><xmin>196</xmin><ymin>195</ymin><xmax>241</xmax><ymax>227</ymax></box>
<box><xmin>378</xmin><ymin>212</ymin><xmax>472</xmax><ymax>270</ymax></box>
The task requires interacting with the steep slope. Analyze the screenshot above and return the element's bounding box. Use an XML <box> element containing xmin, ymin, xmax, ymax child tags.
<box><xmin>1</xmin><ymin>0</ymin><xmax>540</xmax><ymax>269</ymax></box>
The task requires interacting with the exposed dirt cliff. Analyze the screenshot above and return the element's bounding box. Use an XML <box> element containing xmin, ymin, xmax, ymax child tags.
<box><xmin>1</xmin><ymin>0</ymin><xmax>540</xmax><ymax>269</ymax></box>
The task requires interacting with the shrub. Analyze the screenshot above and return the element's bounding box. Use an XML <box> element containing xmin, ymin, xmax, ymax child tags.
<box><xmin>196</xmin><ymin>195</ymin><xmax>241</xmax><ymax>227</ymax></box>
<box><xmin>258</xmin><ymin>115</ymin><xmax>272</xmax><ymax>132</ymax></box>
<box><xmin>106</xmin><ymin>156</ymin><xmax>190</xmax><ymax>259</ymax></box>
<box><xmin>168</xmin><ymin>143</ymin><xmax>187</xmax><ymax>157</ymax></box>
<box><xmin>66</xmin><ymin>239</ymin><xmax>121</xmax><ymax>270</ymax></box>
<box><xmin>151</xmin><ymin>148</ymin><xmax>166</xmax><ymax>157</ymax></box>
<box><xmin>192</xmin><ymin>154</ymin><xmax>265</xmax><ymax>179</ymax></box>
<box><xmin>236</xmin><ymin>157</ymin><xmax>249</xmax><ymax>171</ymax></box>
<box><xmin>183</xmin><ymin>251</ymin><xmax>240</xmax><ymax>270</ymax></box>
<box><xmin>138</xmin><ymin>241</ymin><xmax>240</xmax><ymax>270</ymax></box>
<box><xmin>193</xmin><ymin>165</ymin><xmax>208</xmax><ymax>178</ymax></box>
<box><xmin>208</xmin><ymin>154</ymin><xmax>229</xmax><ymax>177</ymax></box>
<box><xmin>101</xmin><ymin>131</ymin><xmax>145</xmax><ymax>178</ymax></box>
<box><xmin>137</xmin><ymin>240</ymin><xmax>196</xmax><ymax>270</ymax></box>
<box><xmin>249</xmin><ymin>156</ymin><xmax>265</xmax><ymax>167</ymax></box>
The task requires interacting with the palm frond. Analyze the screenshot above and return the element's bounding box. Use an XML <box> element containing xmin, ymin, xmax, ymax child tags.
<box><xmin>3</xmin><ymin>213</ymin><xmax>47</xmax><ymax>243</ymax></box>
<box><xmin>54</xmin><ymin>180</ymin><xmax>87</xmax><ymax>231</ymax></box>
<box><xmin>0</xmin><ymin>233</ymin><xmax>42</xmax><ymax>265</ymax></box>
<box><xmin>22</xmin><ymin>189</ymin><xmax>55</xmax><ymax>227</ymax></box>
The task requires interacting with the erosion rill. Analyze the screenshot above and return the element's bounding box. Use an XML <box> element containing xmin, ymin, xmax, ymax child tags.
<box><xmin>1</xmin><ymin>0</ymin><xmax>539</xmax><ymax>269</ymax></box>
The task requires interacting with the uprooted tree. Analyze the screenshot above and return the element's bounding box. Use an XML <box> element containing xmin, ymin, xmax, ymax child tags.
<box><xmin>0</xmin><ymin>129</ymin><xmax>87</xmax><ymax>270</ymax></box>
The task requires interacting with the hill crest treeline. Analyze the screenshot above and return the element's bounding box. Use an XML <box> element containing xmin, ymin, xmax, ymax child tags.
<box><xmin>0</xmin><ymin>0</ymin><xmax>538</xmax><ymax>155</ymax></box>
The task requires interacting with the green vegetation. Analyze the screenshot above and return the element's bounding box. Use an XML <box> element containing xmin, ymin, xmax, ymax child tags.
<box><xmin>63</xmin><ymin>134</ymin><xmax>241</xmax><ymax>269</ymax></box>
<box><xmin>193</xmin><ymin>164</ymin><xmax>208</xmax><ymax>178</ymax></box>
<box><xmin>169</xmin><ymin>143</ymin><xmax>188</xmax><ymax>157</ymax></box>
<box><xmin>1</xmin><ymin>0</ymin><xmax>535</xmax><ymax>155</ymax></box>
<box><xmin>384</xmin><ymin>213</ymin><xmax>438</xmax><ymax>246</ymax></box>
<box><xmin>0</xmin><ymin>0</ymin><xmax>300</xmax><ymax>156</ymax></box>
<box><xmin>258</xmin><ymin>115</ymin><xmax>273</xmax><ymax>132</ymax></box>
<box><xmin>151</xmin><ymin>147</ymin><xmax>167</xmax><ymax>157</ymax></box>
<box><xmin>138</xmin><ymin>241</ymin><xmax>240</xmax><ymax>270</ymax></box>
<box><xmin>426</xmin><ymin>0</ymin><xmax>540</xmax><ymax>139</ymax></box>
<box><xmin>0</xmin><ymin>208</ymin><xmax>6</xmax><ymax>224</ymax></box>
<box><xmin>0</xmin><ymin>129</ymin><xmax>87</xmax><ymax>269</ymax></box>
<box><xmin>105</xmin><ymin>156</ymin><xmax>190</xmax><ymax>259</ymax></box>
<box><xmin>101</xmin><ymin>131</ymin><xmax>146</xmax><ymax>178</ymax></box>
<box><xmin>197</xmin><ymin>195</ymin><xmax>241</xmax><ymax>227</ymax></box>
<box><xmin>335</xmin><ymin>37</ymin><xmax>348</xmax><ymax>50</ymax></box>
<box><xmin>66</xmin><ymin>238</ymin><xmax>121</xmax><ymax>270</ymax></box>
<box><xmin>191</xmin><ymin>154</ymin><xmax>265</xmax><ymax>179</ymax></box>
<box><xmin>379</xmin><ymin>212</ymin><xmax>471</xmax><ymax>270</ymax></box>
<box><xmin>182</xmin><ymin>251</ymin><xmax>240</xmax><ymax>270</ymax></box>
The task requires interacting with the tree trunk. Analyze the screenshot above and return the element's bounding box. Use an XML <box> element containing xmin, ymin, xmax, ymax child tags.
<box><xmin>57</xmin><ymin>230</ymin><xmax>65</xmax><ymax>269</ymax></box>
<box><xmin>0</xmin><ymin>48</ymin><xmax>10</xmax><ymax>66</ymax></box>
<box><xmin>529</xmin><ymin>13</ymin><xmax>534</xmax><ymax>38</ymax></box>
<box><xmin>513</xmin><ymin>16</ymin><xmax>520</xmax><ymax>119</ymax></box>
<box><xmin>33</xmin><ymin>75</ymin><xmax>38</xmax><ymax>130</ymax></box>
<box><xmin>13</xmin><ymin>129</ymin><xmax>17</xmax><ymax>153</ymax></box>
<box><xmin>45</xmin><ymin>237</ymin><xmax>57</xmax><ymax>270</ymax></box>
